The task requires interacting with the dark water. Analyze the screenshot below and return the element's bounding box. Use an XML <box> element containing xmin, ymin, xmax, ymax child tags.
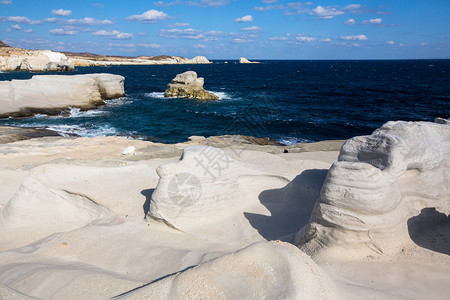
<box><xmin>1</xmin><ymin>60</ymin><xmax>449</xmax><ymax>144</ymax></box>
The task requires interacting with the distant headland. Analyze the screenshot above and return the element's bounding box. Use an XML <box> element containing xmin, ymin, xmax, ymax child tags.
<box><xmin>0</xmin><ymin>40</ymin><xmax>212</xmax><ymax>71</ymax></box>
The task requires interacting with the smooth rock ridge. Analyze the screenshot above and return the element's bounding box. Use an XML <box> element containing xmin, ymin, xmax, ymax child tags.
<box><xmin>296</xmin><ymin>121</ymin><xmax>450</xmax><ymax>260</ymax></box>
<box><xmin>0</xmin><ymin>73</ymin><xmax>125</xmax><ymax>117</ymax></box>
<box><xmin>117</xmin><ymin>241</ymin><xmax>337</xmax><ymax>300</ymax></box>
<box><xmin>164</xmin><ymin>71</ymin><xmax>219</xmax><ymax>100</ymax></box>
<box><xmin>239</xmin><ymin>57</ymin><xmax>260</xmax><ymax>64</ymax></box>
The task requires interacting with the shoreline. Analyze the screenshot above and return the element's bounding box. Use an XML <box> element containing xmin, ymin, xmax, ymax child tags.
<box><xmin>0</xmin><ymin>125</ymin><xmax>346</xmax><ymax>153</ymax></box>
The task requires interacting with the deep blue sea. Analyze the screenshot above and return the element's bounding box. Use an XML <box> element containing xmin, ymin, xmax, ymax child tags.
<box><xmin>1</xmin><ymin>60</ymin><xmax>449</xmax><ymax>144</ymax></box>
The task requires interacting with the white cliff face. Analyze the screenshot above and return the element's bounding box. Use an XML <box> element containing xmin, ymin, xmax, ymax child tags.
<box><xmin>296</xmin><ymin>121</ymin><xmax>450</xmax><ymax>260</ymax></box>
<box><xmin>0</xmin><ymin>74</ymin><xmax>125</xmax><ymax>117</ymax></box>
<box><xmin>0</xmin><ymin>50</ymin><xmax>74</xmax><ymax>72</ymax></box>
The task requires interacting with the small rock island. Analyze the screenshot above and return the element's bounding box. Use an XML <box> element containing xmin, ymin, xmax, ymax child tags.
<box><xmin>164</xmin><ymin>71</ymin><xmax>219</xmax><ymax>100</ymax></box>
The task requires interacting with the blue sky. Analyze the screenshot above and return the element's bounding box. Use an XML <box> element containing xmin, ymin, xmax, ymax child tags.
<box><xmin>1</xmin><ymin>0</ymin><xmax>449</xmax><ymax>59</ymax></box>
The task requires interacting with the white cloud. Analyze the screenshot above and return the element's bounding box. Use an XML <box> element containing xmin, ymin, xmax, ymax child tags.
<box><xmin>232</xmin><ymin>38</ymin><xmax>254</xmax><ymax>43</ymax></box>
<box><xmin>51</xmin><ymin>9</ymin><xmax>72</xmax><ymax>16</ymax></box>
<box><xmin>309</xmin><ymin>6</ymin><xmax>344</xmax><ymax>19</ymax></box>
<box><xmin>0</xmin><ymin>16</ymin><xmax>112</xmax><ymax>25</ymax></box>
<box><xmin>340</xmin><ymin>34</ymin><xmax>368</xmax><ymax>41</ymax></box>
<box><xmin>154</xmin><ymin>0</ymin><xmax>229</xmax><ymax>7</ymax></box>
<box><xmin>295</xmin><ymin>35</ymin><xmax>316</xmax><ymax>42</ymax></box>
<box><xmin>92</xmin><ymin>30</ymin><xmax>133</xmax><ymax>39</ymax></box>
<box><xmin>241</xmin><ymin>26</ymin><xmax>261</xmax><ymax>31</ymax></box>
<box><xmin>0</xmin><ymin>0</ymin><xmax>12</xmax><ymax>4</ymax></box>
<box><xmin>262</xmin><ymin>0</ymin><xmax>278</xmax><ymax>3</ymax></box>
<box><xmin>234</xmin><ymin>15</ymin><xmax>253</xmax><ymax>23</ymax></box>
<box><xmin>344</xmin><ymin>18</ymin><xmax>355</xmax><ymax>25</ymax></box>
<box><xmin>24</xmin><ymin>29</ymin><xmax>33</xmax><ymax>33</ymax></box>
<box><xmin>386</xmin><ymin>40</ymin><xmax>394</xmax><ymax>45</ymax></box>
<box><xmin>159</xmin><ymin>28</ymin><xmax>223</xmax><ymax>40</ymax></box>
<box><xmin>269</xmin><ymin>36</ymin><xmax>288</xmax><ymax>41</ymax></box>
<box><xmin>173</xmin><ymin>22</ymin><xmax>189</xmax><ymax>27</ymax></box>
<box><xmin>361</xmin><ymin>18</ymin><xmax>382</xmax><ymax>25</ymax></box>
<box><xmin>136</xmin><ymin>43</ymin><xmax>160</xmax><ymax>48</ymax></box>
<box><xmin>343</xmin><ymin>4</ymin><xmax>361</xmax><ymax>12</ymax></box>
<box><xmin>65</xmin><ymin>17</ymin><xmax>113</xmax><ymax>25</ymax></box>
<box><xmin>6</xmin><ymin>24</ymin><xmax>20</xmax><ymax>31</ymax></box>
<box><xmin>193</xmin><ymin>44</ymin><xmax>208</xmax><ymax>49</ymax></box>
<box><xmin>320</xmin><ymin>38</ymin><xmax>331</xmax><ymax>42</ymax></box>
<box><xmin>127</xmin><ymin>10</ymin><xmax>170</xmax><ymax>23</ymax></box>
<box><xmin>253</xmin><ymin>2</ymin><xmax>312</xmax><ymax>14</ymax></box>
<box><xmin>0</xmin><ymin>16</ymin><xmax>41</xmax><ymax>24</ymax></box>
<box><xmin>50</xmin><ymin>28</ymin><xmax>78</xmax><ymax>35</ymax></box>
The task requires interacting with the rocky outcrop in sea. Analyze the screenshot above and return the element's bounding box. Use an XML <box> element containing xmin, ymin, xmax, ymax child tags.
<box><xmin>164</xmin><ymin>71</ymin><xmax>219</xmax><ymax>100</ymax></box>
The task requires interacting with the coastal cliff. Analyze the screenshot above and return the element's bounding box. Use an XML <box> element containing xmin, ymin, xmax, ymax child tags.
<box><xmin>0</xmin><ymin>41</ymin><xmax>74</xmax><ymax>72</ymax></box>
<box><xmin>64</xmin><ymin>52</ymin><xmax>212</xmax><ymax>67</ymax></box>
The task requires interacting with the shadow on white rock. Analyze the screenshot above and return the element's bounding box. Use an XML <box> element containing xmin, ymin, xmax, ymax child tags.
<box><xmin>296</xmin><ymin>121</ymin><xmax>450</xmax><ymax>260</ymax></box>
<box><xmin>0</xmin><ymin>164</ymin><xmax>159</xmax><ymax>235</ymax></box>
<box><xmin>116</xmin><ymin>241</ymin><xmax>337</xmax><ymax>300</ymax></box>
<box><xmin>149</xmin><ymin>146</ymin><xmax>293</xmax><ymax>236</ymax></box>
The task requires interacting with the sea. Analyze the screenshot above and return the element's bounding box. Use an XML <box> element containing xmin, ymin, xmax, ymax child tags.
<box><xmin>1</xmin><ymin>60</ymin><xmax>449</xmax><ymax>145</ymax></box>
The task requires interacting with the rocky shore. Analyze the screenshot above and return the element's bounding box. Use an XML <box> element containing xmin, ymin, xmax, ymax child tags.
<box><xmin>0</xmin><ymin>120</ymin><xmax>448</xmax><ymax>299</ymax></box>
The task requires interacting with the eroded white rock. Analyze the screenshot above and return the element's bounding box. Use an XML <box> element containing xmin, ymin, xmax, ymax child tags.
<box><xmin>0</xmin><ymin>50</ymin><xmax>74</xmax><ymax>72</ymax></box>
<box><xmin>296</xmin><ymin>121</ymin><xmax>450</xmax><ymax>260</ymax></box>
<box><xmin>117</xmin><ymin>241</ymin><xmax>337</xmax><ymax>300</ymax></box>
<box><xmin>0</xmin><ymin>73</ymin><xmax>125</xmax><ymax>117</ymax></box>
<box><xmin>149</xmin><ymin>146</ymin><xmax>292</xmax><ymax>234</ymax></box>
<box><xmin>164</xmin><ymin>71</ymin><xmax>218</xmax><ymax>100</ymax></box>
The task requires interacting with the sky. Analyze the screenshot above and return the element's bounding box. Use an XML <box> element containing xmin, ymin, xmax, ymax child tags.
<box><xmin>1</xmin><ymin>0</ymin><xmax>449</xmax><ymax>59</ymax></box>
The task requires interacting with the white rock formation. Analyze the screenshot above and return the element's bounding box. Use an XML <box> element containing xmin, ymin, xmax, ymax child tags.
<box><xmin>0</xmin><ymin>73</ymin><xmax>125</xmax><ymax>117</ymax></box>
<box><xmin>0</xmin><ymin>50</ymin><xmax>74</xmax><ymax>72</ymax></box>
<box><xmin>186</xmin><ymin>55</ymin><xmax>212</xmax><ymax>64</ymax></box>
<box><xmin>239</xmin><ymin>57</ymin><xmax>259</xmax><ymax>64</ymax></box>
<box><xmin>296</xmin><ymin>121</ymin><xmax>450</xmax><ymax>260</ymax></box>
<box><xmin>118</xmin><ymin>241</ymin><xmax>337</xmax><ymax>300</ymax></box>
<box><xmin>164</xmin><ymin>71</ymin><xmax>218</xmax><ymax>100</ymax></box>
<box><xmin>68</xmin><ymin>55</ymin><xmax>211</xmax><ymax>67</ymax></box>
<box><xmin>0</xmin><ymin>163</ymin><xmax>158</xmax><ymax>235</ymax></box>
<box><xmin>149</xmin><ymin>146</ymin><xmax>294</xmax><ymax>232</ymax></box>
<box><xmin>84</xmin><ymin>73</ymin><xmax>126</xmax><ymax>99</ymax></box>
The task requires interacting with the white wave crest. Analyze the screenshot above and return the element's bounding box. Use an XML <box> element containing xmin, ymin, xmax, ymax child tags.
<box><xmin>46</xmin><ymin>124</ymin><xmax>119</xmax><ymax>137</ymax></box>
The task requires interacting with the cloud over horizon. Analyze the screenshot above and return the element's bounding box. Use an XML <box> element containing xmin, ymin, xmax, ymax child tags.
<box><xmin>127</xmin><ymin>10</ymin><xmax>169</xmax><ymax>23</ymax></box>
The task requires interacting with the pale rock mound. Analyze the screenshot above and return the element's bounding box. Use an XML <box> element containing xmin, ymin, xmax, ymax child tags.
<box><xmin>118</xmin><ymin>241</ymin><xmax>337</xmax><ymax>300</ymax></box>
<box><xmin>164</xmin><ymin>71</ymin><xmax>218</xmax><ymax>100</ymax></box>
<box><xmin>0</xmin><ymin>73</ymin><xmax>125</xmax><ymax>117</ymax></box>
<box><xmin>239</xmin><ymin>57</ymin><xmax>260</xmax><ymax>64</ymax></box>
<box><xmin>149</xmin><ymin>146</ymin><xmax>308</xmax><ymax>236</ymax></box>
<box><xmin>0</xmin><ymin>163</ymin><xmax>158</xmax><ymax>235</ymax></box>
<box><xmin>0</xmin><ymin>49</ymin><xmax>74</xmax><ymax>72</ymax></box>
<box><xmin>296</xmin><ymin>121</ymin><xmax>450</xmax><ymax>260</ymax></box>
<box><xmin>186</xmin><ymin>55</ymin><xmax>212</xmax><ymax>64</ymax></box>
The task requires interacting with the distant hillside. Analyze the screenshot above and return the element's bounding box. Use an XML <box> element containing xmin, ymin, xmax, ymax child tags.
<box><xmin>0</xmin><ymin>41</ymin><xmax>12</xmax><ymax>48</ymax></box>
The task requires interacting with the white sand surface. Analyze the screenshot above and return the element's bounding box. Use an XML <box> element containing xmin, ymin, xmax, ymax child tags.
<box><xmin>0</xmin><ymin>128</ymin><xmax>448</xmax><ymax>299</ymax></box>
